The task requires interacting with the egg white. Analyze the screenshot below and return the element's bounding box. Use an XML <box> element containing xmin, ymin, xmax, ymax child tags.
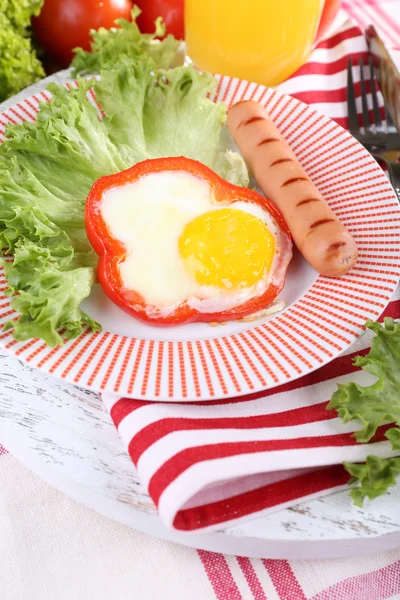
<box><xmin>100</xmin><ymin>170</ymin><xmax>281</xmax><ymax>317</ymax></box>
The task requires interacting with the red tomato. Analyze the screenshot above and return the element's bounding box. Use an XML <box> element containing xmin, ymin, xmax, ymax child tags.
<box><xmin>316</xmin><ymin>0</ymin><xmax>341</xmax><ymax>43</ymax></box>
<box><xmin>134</xmin><ymin>0</ymin><xmax>184</xmax><ymax>40</ymax></box>
<box><xmin>32</xmin><ymin>0</ymin><xmax>134</xmax><ymax>67</ymax></box>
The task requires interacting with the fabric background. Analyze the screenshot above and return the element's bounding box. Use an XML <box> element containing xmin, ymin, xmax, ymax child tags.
<box><xmin>1</xmin><ymin>1</ymin><xmax>400</xmax><ymax>598</ymax></box>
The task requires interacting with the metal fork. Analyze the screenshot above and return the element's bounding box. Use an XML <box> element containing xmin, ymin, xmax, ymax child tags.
<box><xmin>347</xmin><ymin>56</ymin><xmax>400</xmax><ymax>198</ymax></box>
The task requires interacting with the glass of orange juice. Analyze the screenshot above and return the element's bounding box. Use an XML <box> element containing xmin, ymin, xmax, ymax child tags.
<box><xmin>185</xmin><ymin>0</ymin><xmax>325</xmax><ymax>86</ymax></box>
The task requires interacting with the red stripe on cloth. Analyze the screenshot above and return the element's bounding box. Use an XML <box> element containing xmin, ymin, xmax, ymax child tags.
<box><xmin>331</xmin><ymin>116</ymin><xmax>348</xmax><ymax>128</ymax></box>
<box><xmin>0</xmin><ymin>444</ymin><xmax>8</xmax><ymax>456</ymax></box>
<box><xmin>197</xmin><ymin>550</ymin><xmax>243</xmax><ymax>600</ymax></box>
<box><xmin>147</xmin><ymin>425</ymin><xmax>392</xmax><ymax>505</ymax></box>
<box><xmin>311</xmin><ymin>558</ymin><xmax>400</xmax><ymax>600</ymax></box>
<box><xmin>263</xmin><ymin>560</ymin><xmax>306</xmax><ymax>600</ymax></box>
<box><xmin>127</xmin><ymin>404</ymin><xmax>336</xmax><ymax>464</ymax></box>
<box><xmin>341</xmin><ymin>1</ymin><xmax>368</xmax><ymax>30</ymax></box>
<box><xmin>291</xmin><ymin>83</ymin><xmax>386</xmax><ymax>109</ymax></box>
<box><xmin>346</xmin><ymin>0</ymin><xmax>399</xmax><ymax>47</ymax></box>
<box><xmin>315</xmin><ymin>25</ymin><xmax>363</xmax><ymax>50</ymax></box>
<box><xmin>353</xmin><ymin>0</ymin><xmax>399</xmax><ymax>46</ymax></box>
<box><xmin>236</xmin><ymin>557</ymin><xmax>268</xmax><ymax>600</ymax></box>
<box><xmin>110</xmin><ymin>398</ymin><xmax>149</xmax><ymax>427</ymax></box>
<box><xmin>382</xmin><ymin>299</ymin><xmax>400</xmax><ymax>319</ymax></box>
<box><xmin>292</xmin><ymin>88</ymin><xmax>348</xmax><ymax>105</ymax></box>
<box><xmin>173</xmin><ymin>466</ymin><xmax>350</xmax><ymax>531</ymax></box>
<box><xmin>370</xmin><ymin>2</ymin><xmax>400</xmax><ymax>38</ymax></box>
<box><xmin>292</xmin><ymin>52</ymin><xmax>368</xmax><ymax>78</ymax></box>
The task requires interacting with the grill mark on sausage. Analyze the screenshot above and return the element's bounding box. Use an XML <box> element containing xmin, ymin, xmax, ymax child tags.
<box><xmin>270</xmin><ymin>158</ymin><xmax>293</xmax><ymax>166</ymax></box>
<box><xmin>296</xmin><ymin>197</ymin><xmax>320</xmax><ymax>206</ymax></box>
<box><xmin>239</xmin><ymin>116</ymin><xmax>266</xmax><ymax>128</ymax></box>
<box><xmin>309</xmin><ymin>218</ymin><xmax>335</xmax><ymax>230</ymax></box>
<box><xmin>282</xmin><ymin>177</ymin><xmax>308</xmax><ymax>187</ymax></box>
<box><xmin>257</xmin><ymin>138</ymin><xmax>280</xmax><ymax>146</ymax></box>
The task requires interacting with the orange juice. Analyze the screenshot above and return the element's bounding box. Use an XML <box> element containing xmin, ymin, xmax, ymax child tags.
<box><xmin>185</xmin><ymin>0</ymin><xmax>325</xmax><ymax>86</ymax></box>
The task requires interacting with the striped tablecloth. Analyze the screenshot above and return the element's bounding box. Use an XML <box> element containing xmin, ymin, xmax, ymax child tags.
<box><xmin>1</xmin><ymin>1</ymin><xmax>400</xmax><ymax>599</ymax></box>
<box><xmin>1</xmin><ymin>447</ymin><xmax>400</xmax><ymax>600</ymax></box>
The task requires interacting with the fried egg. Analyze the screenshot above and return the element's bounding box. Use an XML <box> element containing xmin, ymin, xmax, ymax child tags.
<box><xmin>100</xmin><ymin>170</ymin><xmax>290</xmax><ymax>319</ymax></box>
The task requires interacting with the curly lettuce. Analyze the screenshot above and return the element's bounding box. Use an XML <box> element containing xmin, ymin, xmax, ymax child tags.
<box><xmin>328</xmin><ymin>318</ymin><xmax>400</xmax><ymax>505</ymax></box>
<box><xmin>0</xmin><ymin>0</ymin><xmax>43</xmax><ymax>32</ymax></box>
<box><xmin>0</xmin><ymin>61</ymin><xmax>249</xmax><ymax>345</ymax></box>
<box><xmin>0</xmin><ymin>0</ymin><xmax>44</xmax><ymax>101</ymax></box>
<box><xmin>71</xmin><ymin>7</ymin><xmax>180</xmax><ymax>76</ymax></box>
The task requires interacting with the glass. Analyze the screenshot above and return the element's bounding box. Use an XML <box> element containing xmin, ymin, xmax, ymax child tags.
<box><xmin>185</xmin><ymin>0</ymin><xmax>325</xmax><ymax>86</ymax></box>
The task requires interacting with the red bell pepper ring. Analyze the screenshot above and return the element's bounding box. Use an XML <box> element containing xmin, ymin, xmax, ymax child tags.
<box><xmin>85</xmin><ymin>157</ymin><xmax>292</xmax><ymax>326</ymax></box>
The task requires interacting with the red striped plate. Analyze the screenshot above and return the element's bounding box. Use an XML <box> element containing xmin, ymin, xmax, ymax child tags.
<box><xmin>1</xmin><ymin>75</ymin><xmax>400</xmax><ymax>401</ymax></box>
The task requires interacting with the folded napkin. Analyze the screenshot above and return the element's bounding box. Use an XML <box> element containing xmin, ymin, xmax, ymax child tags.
<box><xmin>102</xmin><ymin>291</ymin><xmax>399</xmax><ymax>532</ymax></box>
<box><xmin>102</xmin><ymin>17</ymin><xmax>400</xmax><ymax>532</ymax></box>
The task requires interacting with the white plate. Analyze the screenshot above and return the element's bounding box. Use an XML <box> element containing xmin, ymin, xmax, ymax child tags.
<box><xmin>1</xmin><ymin>73</ymin><xmax>400</xmax><ymax>402</ymax></box>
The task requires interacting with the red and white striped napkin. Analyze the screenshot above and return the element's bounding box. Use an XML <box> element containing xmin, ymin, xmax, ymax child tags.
<box><xmin>102</xmin><ymin>294</ymin><xmax>399</xmax><ymax>532</ymax></box>
<box><xmin>103</xmin><ymin>13</ymin><xmax>400</xmax><ymax>532</ymax></box>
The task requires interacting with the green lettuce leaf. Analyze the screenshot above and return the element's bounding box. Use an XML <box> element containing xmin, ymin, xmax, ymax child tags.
<box><xmin>0</xmin><ymin>0</ymin><xmax>43</xmax><ymax>33</ymax></box>
<box><xmin>0</xmin><ymin>59</ymin><xmax>249</xmax><ymax>345</ymax></box>
<box><xmin>328</xmin><ymin>318</ymin><xmax>400</xmax><ymax>504</ymax></box>
<box><xmin>0</xmin><ymin>12</ymin><xmax>44</xmax><ymax>102</ymax></box>
<box><xmin>3</xmin><ymin>80</ymin><xmax>127</xmax><ymax>179</ymax></box>
<box><xmin>328</xmin><ymin>319</ymin><xmax>400</xmax><ymax>442</ymax></box>
<box><xmin>95</xmin><ymin>61</ymin><xmax>249</xmax><ymax>186</ymax></box>
<box><xmin>345</xmin><ymin>456</ymin><xmax>400</xmax><ymax>506</ymax></box>
<box><xmin>2</xmin><ymin>241</ymin><xmax>99</xmax><ymax>347</ymax></box>
<box><xmin>71</xmin><ymin>7</ymin><xmax>179</xmax><ymax>76</ymax></box>
<box><xmin>0</xmin><ymin>81</ymin><xmax>111</xmax><ymax>344</ymax></box>
<box><xmin>214</xmin><ymin>148</ymin><xmax>251</xmax><ymax>188</ymax></box>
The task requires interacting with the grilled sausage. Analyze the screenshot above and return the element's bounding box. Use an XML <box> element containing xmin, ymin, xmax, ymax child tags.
<box><xmin>227</xmin><ymin>100</ymin><xmax>358</xmax><ymax>277</ymax></box>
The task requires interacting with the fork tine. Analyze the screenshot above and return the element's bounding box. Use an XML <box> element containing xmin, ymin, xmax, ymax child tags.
<box><xmin>347</xmin><ymin>58</ymin><xmax>360</xmax><ymax>132</ymax></box>
<box><xmin>359</xmin><ymin>57</ymin><xmax>371</xmax><ymax>130</ymax></box>
<box><xmin>369</xmin><ymin>55</ymin><xmax>383</xmax><ymax>130</ymax></box>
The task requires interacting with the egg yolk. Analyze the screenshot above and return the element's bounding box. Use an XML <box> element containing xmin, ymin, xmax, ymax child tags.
<box><xmin>179</xmin><ymin>208</ymin><xmax>275</xmax><ymax>290</ymax></box>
